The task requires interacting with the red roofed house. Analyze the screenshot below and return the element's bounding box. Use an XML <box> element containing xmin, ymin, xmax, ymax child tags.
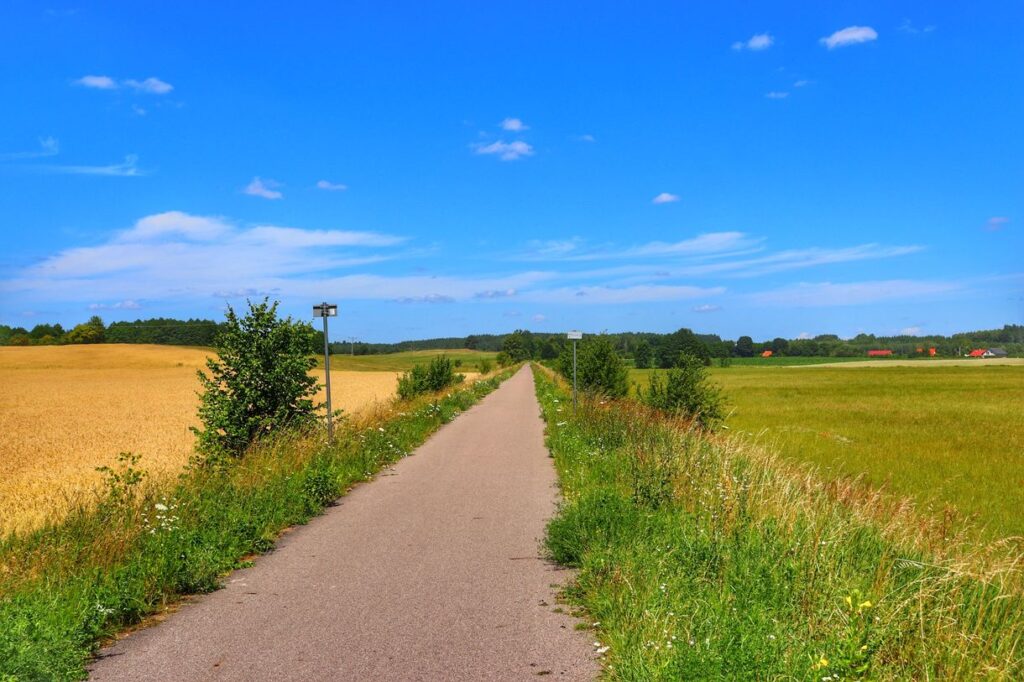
<box><xmin>867</xmin><ymin>349</ymin><xmax>894</xmax><ymax>357</ymax></box>
<box><xmin>968</xmin><ymin>349</ymin><xmax>986</xmax><ymax>358</ymax></box>
<box><xmin>761</xmin><ymin>350</ymin><xmax>773</xmax><ymax>358</ymax></box>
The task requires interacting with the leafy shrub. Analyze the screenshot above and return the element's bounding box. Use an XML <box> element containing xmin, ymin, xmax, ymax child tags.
<box><xmin>478</xmin><ymin>359</ymin><xmax>493</xmax><ymax>374</ymax></box>
<box><xmin>641</xmin><ymin>352</ymin><xmax>723</xmax><ymax>428</ymax></box>
<box><xmin>397</xmin><ymin>355</ymin><xmax>465</xmax><ymax>400</ymax></box>
<box><xmin>495</xmin><ymin>351</ymin><xmax>512</xmax><ymax>367</ymax></box>
<box><xmin>558</xmin><ymin>335</ymin><xmax>629</xmax><ymax>398</ymax></box>
<box><xmin>192</xmin><ymin>299</ymin><xmax>319</xmax><ymax>461</ymax></box>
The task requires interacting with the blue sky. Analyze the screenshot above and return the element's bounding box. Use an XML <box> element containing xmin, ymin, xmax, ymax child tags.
<box><xmin>1</xmin><ymin>2</ymin><xmax>1021</xmax><ymax>342</ymax></box>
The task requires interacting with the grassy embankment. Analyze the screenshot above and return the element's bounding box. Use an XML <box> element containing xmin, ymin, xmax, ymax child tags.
<box><xmin>0</xmin><ymin>368</ymin><xmax>516</xmax><ymax>681</ymax></box>
<box><xmin>630</xmin><ymin>364</ymin><xmax>1024</xmax><ymax>538</ymax></box>
<box><xmin>534</xmin><ymin>366</ymin><xmax>1023</xmax><ymax>679</ymax></box>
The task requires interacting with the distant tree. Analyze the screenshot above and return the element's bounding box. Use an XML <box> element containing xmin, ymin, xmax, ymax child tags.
<box><xmin>29</xmin><ymin>323</ymin><xmax>64</xmax><ymax>340</ymax></box>
<box><xmin>502</xmin><ymin>329</ymin><xmax>535</xmax><ymax>362</ymax></box>
<box><xmin>634</xmin><ymin>339</ymin><xmax>652</xmax><ymax>369</ymax></box>
<box><xmin>538</xmin><ymin>338</ymin><xmax>560</xmax><ymax>360</ymax></box>
<box><xmin>559</xmin><ymin>335</ymin><xmax>628</xmax><ymax>398</ymax></box>
<box><xmin>734</xmin><ymin>336</ymin><xmax>755</xmax><ymax>357</ymax></box>
<box><xmin>464</xmin><ymin>335</ymin><xmax>480</xmax><ymax>350</ymax></box>
<box><xmin>657</xmin><ymin>328</ymin><xmax>711</xmax><ymax>367</ymax></box>
<box><xmin>66</xmin><ymin>317</ymin><xmax>105</xmax><ymax>344</ymax></box>
<box><xmin>193</xmin><ymin>299</ymin><xmax>319</xmax><ymax>462</ymax></box>
<box><xmin>770</xmin><ymin>337</ymin><xmax>789</xmax><ymax>354</ymax></box>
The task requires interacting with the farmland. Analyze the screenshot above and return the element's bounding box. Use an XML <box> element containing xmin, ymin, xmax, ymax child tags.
<box><xmin>0</xmin><ymin>344</ymin><xmax>488</xmax><ymax>535</ymax></box>
<box><xmin>631</xmin><ymin>362</ymin><xmax>1024</xmax><ymax>537</ymax></box>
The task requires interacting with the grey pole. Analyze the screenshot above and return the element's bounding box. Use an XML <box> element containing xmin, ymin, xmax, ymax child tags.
<box><xmin>572</xmin><ymin>339</ymin><xmax>577</xmax><ymax>413</ymax></box>
<box><xmin>322</xmin><ymin>304</ymin><xmax>334</xmax><ymax>442</ymax></box>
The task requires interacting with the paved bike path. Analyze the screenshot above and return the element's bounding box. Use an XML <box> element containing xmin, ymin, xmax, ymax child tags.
<box><xmin>90</xmin><ymin>366</ymin><xmax>597</xmax><ymax>681</ymax></box>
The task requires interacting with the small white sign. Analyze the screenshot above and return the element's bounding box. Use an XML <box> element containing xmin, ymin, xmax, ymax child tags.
<box><xmin>567</xmin><ymin>330</ymin><xmax>583</xmax><ymax>340</ymax></box>
<box><xmin>313</xmin><ymin>304</ymin><xmax>338</xmax><ymax>317</ymax></box>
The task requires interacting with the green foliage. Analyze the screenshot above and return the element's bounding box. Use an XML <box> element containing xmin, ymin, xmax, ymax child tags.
<box><xmin>501</xmin><ymin>329</ymin><xmax>535</xmax><ymax>362</ymax></box>
<box><xmin>396</xmin><ymin>355</ymin><xmax>465</xmax><ymax>400</ymax></box>
<box><xmin>0</xmin><ymin>371</ymin><xmax>514</xmax><ymax>680</ymax></box>
<box><xmin>640</xmin><ymin>353</ymin><xmax>724</xmax><ymax>429</ymax></box>
<box><xmin>192</xmin><ymin>299</ymin><xmax>319</xmax><ymax>461</ymax></box>
<box><xmin>735</xmin><ymin>335</ymin><xmax>755</xmax><ymax>357</ymax></box>
<box><xmin>559</xmin><ymin>335</ymin><xmax>629</xmax><ymax>398</ymax></box>
<box><xmin>478</xmin><ymin>359</ymin><xmax>493</xmax><ymax>374</ymax></box>
<box><xmin>657</xmin><ymin>328</ymin><xmax>711</xmax><ymax>368</ymax></box>
<box><xmin>65</xmin><ymin>317</ymin><xmax>105</xmax><ymax>344</ymax></box>
<box><xmin>495</xmin><ymin>351</ymin><xmax>512</xmax><ymax>367</ymax></box>
<box><xmin>532</xmin><ymin>369</ymin><xmax>1024</xmax><ymax>680</ymax></box>
<box><xmin>633</xmin><ymin>339</ymin><xmax>652</xmax><ymax>369</ymax></box>
<box><xmin>106</xmin><ymin>318</ymin><xmax>223</xmax><ymax>346</ymax></box>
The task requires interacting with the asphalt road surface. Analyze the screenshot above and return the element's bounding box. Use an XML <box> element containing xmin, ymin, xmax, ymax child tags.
<box><xmin>89</xmin><ymin>366</ymin><xmax>597</xmax><ymax>681</ymax></box>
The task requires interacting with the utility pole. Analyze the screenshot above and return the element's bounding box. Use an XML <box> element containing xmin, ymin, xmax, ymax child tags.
<box><xmin>313</xmin><ymin>302</ymin><xmax>338</xmax><ymax>441</ymax></box>
<box><xmin>567</xmin><ymin>330</ymin><xmax>582</xmax><ymax>413</ymax></box>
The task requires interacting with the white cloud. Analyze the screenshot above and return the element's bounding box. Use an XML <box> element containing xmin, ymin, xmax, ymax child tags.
<box><xmin>316</xmin><ymin>180</ymin><xmax>348</xmax><ymax>191</ymax></box>
<box><xmin>986</xmin><ymin>216</ymin><xmax>1010</xmax><ymax>231</ymax></box>
<box><xmin>793</xmin><ymin>80</ymin><xmax>811</xmax><ymax>88</ymax></box>
<box><xmin>74</xmin><ymin>75</ymin><xmax>117</xmax><ymax>89</ymax></box>
<box><xmin>473</xmin><ymin>140</ymin><xmax>534</xmax><ymax>161</ymax></box>
<box><xmin>395</xmin><ymin>294</ymin><xmax>455</xmax><ymax>304</ymax></box>
<box><xmin>652</xmin><ymin>192</ymin><xmax>680</xmax><ymax>204</ymax></box>
<box><xmin>242</xmin><ymin>226</ymin><xmax>404</xmax><ymax>248</ymax></box>
<box><xmin>900</xmin><ymin>325</ymin><xmax>923</xmax><ymax>335</ymax></box>
<box><xmin>750</xmin><ymin>279</ymin><xmax>961</xmax><ymax>307</ymax></box>
<box><xmin>74</xmin><ymin>75</ymin><xmax>173</xmax><ymax>93</ymax></box>
<box><xmin>797</xmin><ymin>331</ymin><xmax>812</xmax><ymax>339</ymax></box>
<box><xmin>123</xmin><ymin>77</ymin><xmax>173</xmax><ymax>94</ymax></box>
<box><xmin>577</xmin><ymin>134</ymin><xmax>596</xmax><ymax>142</ymax></box>
<box><xmin>0</xmin><ymin>136</ymin><xmax>59</xmax><ymax>161</ymax></box>
<box><xmin>675</xmin><ymin>244</ymin><xmax>923</xmax><ymax>278</ymax></box>
<box><xmin>474</xmin><ymin>289</ymin><xmax>517</xmax><ymax>299</ymax></box>
<box><xmin>43</xmin><ymin>154</ymin><xmax>143</xmax><ymax>177</ymax></box>
<box><xmin>732</xmin><ymin>33</ymin><xmax>774</xmax><ymax>51</ymax></box>
<box><xmin>525</xmin><ymin>284</ymin><xmax>724</xmax><ymax>305</ymax></box>
<box><xmin>820</xmin><ymin>26</ymin><xmax>878</xmax><ymax>49</ymax></box>
<box><xmin>532</xmin><ymin>313</ymin><xmax>547</xmax><ymax>322</ymax></box>
<box><xmin>89</xmin><ymin>300</ymin><xmax>141</xmax><ymax>310</ymax></box>
<box><xmin>765</xmin><ymin>91</ymin><xmax>789</xmax><ymax>99</ymax></box>
<box><xmin>500</xmin><ymin>117</ymin><xmax>529</xmax><ymax>131</ymax></box>
<box><xmin>899</xmin><ymin>19</ymin><xmax>936</xmax><ymax>35</ymax></box>
<box><xmin>244</xmin><ymin>177</ymin><xmax>283</xmax><ymax>199</ymax></box>
<box><xmin>118</xmin><ymin>211</ymin><xmax>230</xmax><ymax>242</ymax></box>
<box><xmin>692</xmin><ymin>304</ymin><xmax>721</xmax><ymax>313</ymax></box>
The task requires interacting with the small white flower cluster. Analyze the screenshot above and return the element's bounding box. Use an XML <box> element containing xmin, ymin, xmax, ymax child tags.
<box><xmin>142</xmin><ymin>500</ymin><xmax>179</xmax><ymax>534</ymax></box>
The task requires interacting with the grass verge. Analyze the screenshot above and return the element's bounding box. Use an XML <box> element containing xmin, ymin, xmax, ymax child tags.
<box><xmin>533</xmin><ymin>366</ymin><xmax>1024</xmax><ymax>679</ymax></box>
<box><xmin>0</xmin><ymin>369</ymin><xmax>516</xmax><ymax>681</ymax></box>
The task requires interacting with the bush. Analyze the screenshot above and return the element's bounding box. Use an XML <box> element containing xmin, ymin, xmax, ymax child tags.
<box><xmin>641</xmin><ymin>352</ymin><xmax>724</xmax><ymax>428</ymax></box>
<box><xmin>397</xmin><ymin>355</ymin><xmax>465</xmax><ymax>400</ymax></box>
<box><xmin>559</xmin><ymin>335</ymin><xmax>629</xmax><ymax>398</ymax></box>
<box><xmin>478</xmin><ymin>359</ymin><xmax>493</xmax><ymax>374</ymax></box>
<box><xmin>192</xmin><ymin>299</ymin><xmax>319</xmax><ymax>461</ymax></box>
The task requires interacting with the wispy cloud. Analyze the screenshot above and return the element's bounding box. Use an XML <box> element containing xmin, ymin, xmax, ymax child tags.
<box><xmin>820</xmin><ymin>26</ymin><xmax>878</xmax><ymax>49</ymax></box>
<box><xmin>900</xmin><ymin>325</ymin><xmax>923</xmax><ymax>335</ymax></box>
<box><xmin>0</xmin><ymin>136</ymin><xmax>59</xmax><ymax>161</ymax></box>
<box><xmin>576</xmin><ymin>134</ymin><xmax>596</xmax><ymax>142</ymax></box>
<box><xmin>732</xmin><ymin>33</ymin><xmax>774</xmax><ymax>51</ymax></box>
<box><xmin>473</xmin><ymin>140</ymin><xmax>534</xmax><ymax>161</ymax></box>
<box><xmin>793</xmin><ymin>80</ymin><xmax>811</xmax><ymax>88</ymax></box>
<box><xmin>74</xmin><ymin>75</ymin><xmax>173</xmax><ymax>93</ymax></box>
<box><xmin>244</xmin><ymin>177</ymin><xmax>283</xmax><ymax>199</ymax></box>
<box><xmin>523</xmin><ymin>284</ymin><xmax>724</xmax><ymax>305</ymax></box>
<box><xmin>396</xmin><ymin>294</ymin><xmax>455</xmax><ymax>304</ymax></box>
<box><xmin>42</xmin><ymin>154</ymin><xmax>144</xmax><ymax>177</ymax></box>
<box><xmin>765</xmin><ymin>91</ymin><xmax>789</xmax><ymax>99</ymax></box>
<box><xmin>985</xmin><ymin>216</ymin><xmax>1010</xmax><ymax>232</ymax></box>
<box><xmin>74</xmin><ymin>75</ymin><xmax>117</xmax><ymax>89</ymax></box>
<box><xmin>88</xmin><ymin>299</ymin><xmax>141</xmax><ymax>310</ymax></box>
<box><xmin>316</xmin><ymin>180</ymin><xmax>348</xmax><ymax>191</ymax></box>
<box><xmin>474</xmin><ymin>289</ymin><xmax>518</xmax><ymax>299</ymax></box>
<box><xmin>692</xmin><ymin>304</ymin><xmax>721</xmax><ymax>313</ymax></box>
<box><xmin>652</xmin><ymin>192</ymin><xmax>680</xmax><ymax>204</ymax></box>
<box><xmin>899</xmin><ymin>19</ymin><xmax>936</xmax><ymax>35</ymax></box>
<box><xmin>518</xmin><ymin>232</ymin><xmax>758</xmax><ymax>262</ymax></box>
<box><xmin>500</xmin><ymin>117</ymin><xmax>529</xmax><ymax>132</ymax></box>
<box><xmin>750</xmin><ymin>279</ymin><xmax>960</xmax><ymax>307</ymax></box>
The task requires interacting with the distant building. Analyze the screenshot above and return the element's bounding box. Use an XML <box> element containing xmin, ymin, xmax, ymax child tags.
<box><xmin>867</xmin><ymin>349</ymin><xmax>893</xmax><ymax>357</ymax></box>
<box><xmin>761</xmin><ymin>350</ymin><xmax>773</xmax><ymax>358</ymax></box>
<box><xmin>983</xmin><ymin>348</ymin><xmax>1009</xmax><ymax>358</ymax></box>
<box><xmin>968</xmin><ymin>349</ymin><xmax>986</xmax><ymax>357</ymax></box>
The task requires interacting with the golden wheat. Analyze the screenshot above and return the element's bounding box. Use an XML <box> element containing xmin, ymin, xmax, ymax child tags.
<box><xmin>0</xmin><ymin>345</ymin><xmax>404</xmax><ymax>535</ymax></box>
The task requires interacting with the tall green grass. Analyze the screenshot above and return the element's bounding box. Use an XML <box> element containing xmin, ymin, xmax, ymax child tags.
<box><xmin>535</xmin><ymin>367</ymin><xmax>1024</xmax><ymax>679</ymax></box>
<box><xmin>0</xmin><ymin>370</ymin><xmax>515</xmax><ymax>681</ymax></box>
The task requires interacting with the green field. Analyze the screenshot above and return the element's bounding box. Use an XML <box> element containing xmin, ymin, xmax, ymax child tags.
<box><xmin>630</xmin><ymin>364</ymin><xmax>1024</xmax><ymax>537</ymax></box>
<box><xmin>315</xmin><ymin>348</ymin><xmax>499</xmax><ymax>372</ymax></box>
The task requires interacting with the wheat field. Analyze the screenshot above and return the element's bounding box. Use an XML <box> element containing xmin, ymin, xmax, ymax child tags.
<box><xmin>0</xmin><ymin>345</ymin><xmax>404</xmax><ymax>535</ymax></box>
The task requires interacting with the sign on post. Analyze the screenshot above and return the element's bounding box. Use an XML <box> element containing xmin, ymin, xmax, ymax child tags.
<box><xmin>313</xmin><ymin>302</ymin><xmax>338</xmax><ymax>441</ymax></box>
<box><xmin>567</xmin><ymin>331</ymin><xmax>582</xmax><ymax>412</ymax></box>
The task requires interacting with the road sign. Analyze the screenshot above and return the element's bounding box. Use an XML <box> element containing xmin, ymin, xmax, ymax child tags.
<box><xmin>567</xmin><ymin>331</ymin><xmax>582</xmax><ymax>411</ymax></box>
<box><xmin>567</xmin><ymin>330</ymin><xmax>582</xmax><ymax>340</ymax></box>
<box><xmin>313</xmin><ymin>304</ymin><xmax>338</xmax><ymax>317</ymax></box>
<box><xmin>314</xmin><ymin>302</ymin><xmax>337</xmax><ymax>441</ymax></box>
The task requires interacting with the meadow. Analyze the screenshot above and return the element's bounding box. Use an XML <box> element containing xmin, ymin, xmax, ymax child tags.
<box><xmin>631</xmin><ymin>362</ymin><xmax>1024</xmax><ymax>538</ymax></box>
<box><xmin>0</xmin><ymin>344</ymin><xmax>489</xmax><ymax>535</ymax></box>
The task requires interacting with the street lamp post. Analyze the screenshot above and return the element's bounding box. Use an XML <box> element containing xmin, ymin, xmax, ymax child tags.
<box><xmin>567</xmin><ymin>330</ymin><xmax>582</xmax><ymax>412</ymax></box>
<box><xmin>313</xmin><ymin>302</ymin><xmax>338</xmax><ymax>441</ymax></box>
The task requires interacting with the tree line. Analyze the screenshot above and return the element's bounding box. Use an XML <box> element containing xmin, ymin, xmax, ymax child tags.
<box><xmin>2</xmin><ymin>315</ymin><xmax>1021</xmax><ymax>358</ymax></box>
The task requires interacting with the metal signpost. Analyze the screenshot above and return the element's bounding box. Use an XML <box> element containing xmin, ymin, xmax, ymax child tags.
<box><xmin>567</xmin><ymin>330</ymin><xmax>583</xmax><ymax>412</ymax></box>
<box><xmin>313</xmin><ymin>303</ymin><xmax>338</xmax><ymax>441</ymax></box>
